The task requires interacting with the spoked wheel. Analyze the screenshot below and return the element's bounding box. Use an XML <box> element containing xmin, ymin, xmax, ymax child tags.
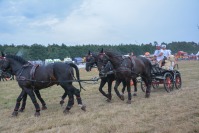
<box><xmin>140</xmin><ymin>81</ymin><xmax>146</xmax><ymax>92</ymax></box>
<box><xmin>175</xmin><ymin>73</ymin><xmax>182</xmax><ymax>89</ymax></box>
<box><xmin>152</xmin><ymin>81</ymin><xmax>159</xmax><ymax>89</ymax></box>
<box><xmin>163</xmin><ymin>72</ymin><xmax>174</xmax><ymax>93</ymax></box>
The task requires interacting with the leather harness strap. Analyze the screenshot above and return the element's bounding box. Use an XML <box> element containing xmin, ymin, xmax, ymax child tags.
<box><xmin>129</xmin><ymin>56</ymin><xmax>136</xmax><ymax>72</ymax></box>
<box><xmin>30</xmin><ymin>64</ymin><xmax>39</xmax><ymax>80</ymax></box>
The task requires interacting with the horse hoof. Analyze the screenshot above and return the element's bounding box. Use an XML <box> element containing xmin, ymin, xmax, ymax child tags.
<box><xmin>108</xmin><ymin>95</ymin><xmax>112</xmax><ymax>100</ymax></box>
<box><xmin>60</xmin><ymin>100</ymin><xmax>64</xmax><ymax>106</ymax></box>
<box><xmin>63</xmin><ymin>109</ymin><xmax>70</xmax><ymax>114</ymax></box>
<box><xmin>42</xmin><ymin>106</ymin><xmax>47</xmax><ymax>110</ymax></box>
<box><xmin>106</xmin><ymin>99</ymin><xmax>111</xmax><ymax>102</ymax></box>
<box><xmin>120</xmin><ymin>95</ymin><xmax>125</xmax><ymax>101</ymax></box>
<box><xmin>19</xmin><ymin>108</ymin><xmax>24</xmax><ymax>112</ymax></box>
<box><xmin>133</xmin><ymin>93</ymin><xmax>137</xmax><ymax>96</ymax></box>
<box><xmin>81</xmin><ymin>105</ymin><xmax>86</xmax><ymax>111</ymax></box>
<box><xmin>34</xmin><ymin>112</ymin><xmax>40</xmax><ymax>117</ymax></box>
<box><xmin>126</xmin><ymin>100</ymin><xmax>131</xmax><ymax>104</ymax></box>
<box><xmin>145</xmin><ymin>93</ymin><xmax>150</xmax><ymax>98</ymax></box>
<box><xmin>12</xmin><ymin>111</ymin><xmax>18</xmax><ymax>117</ymax></box>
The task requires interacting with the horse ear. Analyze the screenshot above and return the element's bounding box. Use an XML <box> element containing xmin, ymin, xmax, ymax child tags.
<box><xmin>88</xmin><ymin>50</ymin><xmax>91</xmax><ymax>55</ymax></box>
<box><xmin>1</xmin><ymin>51</ymin><xmax>5</xmax><ymax>57</ymax></box>
<box><xmin>100</xmin><ymin>48</ymin><xmax>104</xmax><ymax>53</ymax></box>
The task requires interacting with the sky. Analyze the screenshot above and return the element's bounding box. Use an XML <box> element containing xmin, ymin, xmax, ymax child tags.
<box><xmin>0</xmin><ymin>0</ymin><xmax>199</xmax><ymax>46</ymax></box>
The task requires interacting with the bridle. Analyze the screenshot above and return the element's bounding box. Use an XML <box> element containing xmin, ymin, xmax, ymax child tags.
<box><xmin>0</xmin><ymin>58</ymin><xmax>9</xmax><ymax>71</ymax></box>
<box><xmin>86</xmin><ymin>55</ymin><xmax>97</xmax><ymax>69</ymax></box>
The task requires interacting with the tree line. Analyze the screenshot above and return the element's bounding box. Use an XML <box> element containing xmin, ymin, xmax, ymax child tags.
<box><xmin>0</xmin><ymin>41</ymin><xmax>199</xmax><ymax>61</ymax></box>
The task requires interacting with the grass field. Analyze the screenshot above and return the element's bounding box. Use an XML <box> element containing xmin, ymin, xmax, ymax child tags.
<box><xmin>0</xmin><ymin>61</ymin><xmax>199</xmax><ymax>133</ymax></box>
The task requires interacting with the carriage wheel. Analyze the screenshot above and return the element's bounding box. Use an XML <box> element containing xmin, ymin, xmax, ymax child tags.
<box><xmin>163</xmin><ymin>73</ymin><xmax>174</xmax><ymax>93</ymax></box>
<box><xmin>152</xmin><ymin>82</ymin><xmax>159</xmax><ymax>89</ymax></box>
<box><xmin>140</xmin><ymin>81</ymin><xmax>146</xmax><ymax>92</ymax></box>
<box><xmin>175</xmin><ymin>73</ymin><xmax>182</xmax><ymax>89</ymax></box>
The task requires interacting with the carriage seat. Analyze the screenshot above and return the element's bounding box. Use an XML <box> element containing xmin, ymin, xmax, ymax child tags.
<box><xmin>161</xmin><ymin>55</ymin><xmax>175</xmax><ymax>70</ymax></box>
<box><xmin>151</xmin><ymin>63</ymin><xmax>164</xmax><ymax>75</ymax></box>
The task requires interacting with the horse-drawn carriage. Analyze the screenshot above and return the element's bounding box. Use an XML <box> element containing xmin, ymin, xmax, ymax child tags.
<box><xmin>140</xmin><ymin>63</ymin><xmax>182</xmax><ymax>93</ymax></box>
<box><xmin>85</xmin><ymin>49</ymin><xmax>183</xmax><ymax>104</ymax></box>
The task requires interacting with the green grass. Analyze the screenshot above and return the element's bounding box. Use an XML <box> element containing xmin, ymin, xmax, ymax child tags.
<box><xmin>0</xmin><ymin>61</ymin><xmax>199</xmax><ymax>133</ymax></box>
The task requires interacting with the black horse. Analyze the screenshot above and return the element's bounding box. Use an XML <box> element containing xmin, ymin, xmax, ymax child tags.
<box><xmin>0</xmin><ymin>68</ymin><xmax>48</xmax><ymax>111</ymax></box>
<box><xmin>85</xmin><ymin>51</ymin><xmax>115</xmax><ymax>101</ymax></box>
<box><xmin>85</xmin><ymin>51</ymin><xmax>127</xmax><ymax>102</ymax></box>
<box><xmin>0</xmin><ymin>53</ymin><xmax>86</xmax><ymax>116</ymax></box>
<box><xmin>98</xmin><ymin>49</ymin><xmax>152</xmax><ymax>104</ymax></box>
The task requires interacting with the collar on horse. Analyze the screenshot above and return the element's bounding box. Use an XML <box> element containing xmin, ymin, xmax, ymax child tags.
<box><xmin>114</xmin><ymin>56</ymin><xmax>138</xmax><ymax>76</ymax></box>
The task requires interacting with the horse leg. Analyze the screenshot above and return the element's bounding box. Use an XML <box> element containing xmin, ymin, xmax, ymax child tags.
<box><xmin>99</xmin><ymin>79</ymin><xmax>109</xmax><ymax>100</ymax></box>
<box><xmin>63</xmin><ymin>89</ymin><xmax>74</xmax><ymax>114</ymax></box>
<box><xmin>126</xmin><ymin>80</ymin><xmax>132</xmax><ymax>104</ymax></box>
<box><xmin>12</xmin><ymin>90</ymin><xmax>26</xmax><ymax>116</ymax></box>
<box><xmin>106</xmin><ymin>80</ymin><xmax>113</xmax><ymax>102</ymax></box>
<box><xmin>34</xmin><ymin>90</ymin><xmax>47</xmax><ymax>110</ymax></box>
<box><xmin>12</xmin><ymin>75</ymin><xmax>14</xmax><ymax>80</ymax></box>
<box><xmin>24</xmin><ymin>88</ymin><xmax>41</xmax><ymax>116</ymax></box>
<box><xmin>142</xmin><ymin>76</ymin><xmax>151</xmax><ymax>98</ymax></box>
<box><xmin>121</xmin><ymin>81</ymin><xmax>126</xmax><ymax>94</ymax></box>
<box><xmin>132</xmin><ymin>79</ymin><xmax>137</xmax><ymax>96</ymax></box>
<box><xmin>73</xmin><ymin>87</ymin><xmax>86</xmax><ymax>111</ymax></box>
<box><xmin>19</xmin><ymin>92</ymin><xmax>27</xmax><ymax>112</ymax></box>
<box><xmin>114</xmin><ymin>80</ymin><xmax>124</xmax><ymax>100</ymax></box>
<box><xmin>60</xmin><ymin>91</ymin><xmax>68</xmax><ymax>106</ymax></box>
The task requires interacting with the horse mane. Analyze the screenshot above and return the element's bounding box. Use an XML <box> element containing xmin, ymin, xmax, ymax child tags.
<box><xmin>105</xmin><ymin>50</ymin><xmax>122</xmax><ymax>57</ymax></box>
<box><xmin>6</xmin><ymin>54</ymin><xmax>28</xmax><ymax>64</ymax></box>
<box><xmin>92</xmin><ymin>53</ymin><xmax>98</xmax><ymax>58</ymax></box>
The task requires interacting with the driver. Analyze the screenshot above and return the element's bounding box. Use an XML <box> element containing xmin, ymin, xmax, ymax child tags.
<box><xmin>153</xmin><ymin>44</ymin><xmax>164</xmax><ymax>67</ymax></box>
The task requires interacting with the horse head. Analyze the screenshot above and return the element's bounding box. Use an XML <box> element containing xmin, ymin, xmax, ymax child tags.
<box><xmin>85</xmin><ymin>50</ymin><xmax>97</xmax><ymax>71</ymax></box>
<box><xmin>97</xmin><ymin>48</ymin><xmax>123</xmax><ymax>71</ymax></box>
<box><xmin>0</xmin><ymin>52</ymin><xmax>10</xmax><ymax>72</ymax></box>
<box><xmin>97</xmin><ymin>49</ymin><xmax>110</xmax><ymax>71</ymax></box>
<box><xmin>0</xmin><ymin>53</ymin><xmax>29</xmax><ymax>75</ymax></box>
<box><xmin>99</xmin><ymin>61</ymin><xmax>114</xmax><ymax>77</ymax></box>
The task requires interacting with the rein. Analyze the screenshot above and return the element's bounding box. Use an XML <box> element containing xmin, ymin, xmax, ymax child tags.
<box><xmin>16</xmin><ymin>78</ymin><xmax>100</xmax><ymax>84</ymax></box>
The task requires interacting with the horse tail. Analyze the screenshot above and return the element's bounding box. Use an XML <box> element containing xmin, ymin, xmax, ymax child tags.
<box><xmin>68</xmin><ymin>63</ymin><xmax>84</xmax><ymax>91</ymax></box>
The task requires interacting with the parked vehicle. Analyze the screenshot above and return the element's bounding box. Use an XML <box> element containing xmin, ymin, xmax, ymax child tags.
<box><xmin>53</xmin><ymin>59</ymin><xmax>61</xmax><ymax>62</ymax></box>
<box><xmin>73</xmin><ymin>57</ymin><xmax>83</xmax><ymax>65</ymax></box>
<box><xmin>45</xmin><ymin>59</ymin><xmax>54</xmax><ymax>65</ymax></box>
<box><xmin>64</xmin><ymin>57</ymin><xmax>74</xmax><ymax>63</ymax></box>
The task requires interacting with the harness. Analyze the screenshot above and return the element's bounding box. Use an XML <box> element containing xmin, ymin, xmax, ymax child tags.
<box><xmin>129</xmin><ymin>56</ymin><xmax>136</xmax><ymax>72</ymax></box>
<box><xmin>30</xmin><ymin>64</ymin><xmax>39</xmax><ymax>79</ymax></box>
<box><xmin>102</xmin><ymin>54</ymin><xmax>139</xmax><ymax>77</ymax></box>
<box><xmin>30</xmin><ymin>64</ymin><xmax>39</xmax><ymax>88</ymax></box>
<box><xmin>16</xmin><ymin>63</ymin><xmax>32</xmax><ymax>81</ymax></box>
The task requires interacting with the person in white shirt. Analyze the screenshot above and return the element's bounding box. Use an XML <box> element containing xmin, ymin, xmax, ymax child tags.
<box><xmin>162</xmin><ymin>45</ymin><xmax>171</xmax><ymax>59</ymax></box>
<box><xmin>153</xmin><ymin>44</ymin><xmax>164</xmax><ymax>67</ymax></box>
<box><xmin>161</xmin><ymin>44</ymin><xmax>172</xmax><ymax>67</ymax></box>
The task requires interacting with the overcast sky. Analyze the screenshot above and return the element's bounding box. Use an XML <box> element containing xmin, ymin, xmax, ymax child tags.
<box><xmin>0</xmin><ymin>0</ymin><xmax>199</xmax><ymax>46</ymax></box>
